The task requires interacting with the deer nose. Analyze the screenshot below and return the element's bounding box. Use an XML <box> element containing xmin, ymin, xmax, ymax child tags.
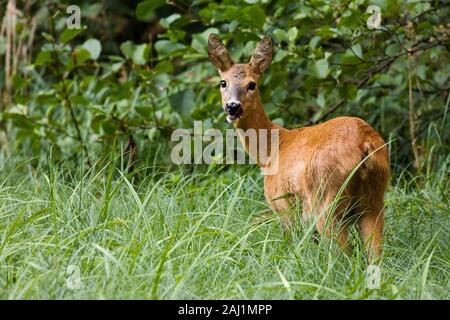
<box><xmin>225</xmin><ymin>102</ymin><xmax>242</xmax><ymax>116</ymax></box>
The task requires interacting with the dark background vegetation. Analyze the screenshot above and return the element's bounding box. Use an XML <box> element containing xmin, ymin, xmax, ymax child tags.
<box><xmin>0</xmin><ymin>0</ymin><xmax>449</xmax><ymax>173</ymax></box>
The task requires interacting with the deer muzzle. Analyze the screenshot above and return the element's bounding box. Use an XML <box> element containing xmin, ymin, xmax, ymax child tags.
<box><xmin>225</xmin><ymin>101</ymin><xmax>243</xmax><ymax>122</ymax></box>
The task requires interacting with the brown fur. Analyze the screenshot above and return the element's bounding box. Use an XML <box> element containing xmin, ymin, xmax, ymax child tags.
<box><xmin>208</xmin><ymin>34</ymin><xmax>390</xmax><ymax>262</ymax></box>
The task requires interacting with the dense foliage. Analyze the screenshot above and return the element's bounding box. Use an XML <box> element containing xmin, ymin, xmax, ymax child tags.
<box><xmin>1</xmin><ymin>0</ymin><xmax>449</xmax><ymax>172</ymax></box>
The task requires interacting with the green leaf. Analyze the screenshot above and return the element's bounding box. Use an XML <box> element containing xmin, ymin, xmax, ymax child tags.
<box><xmin>191</xmin><ymin>28</ymin><xmax>219</xmax><ymax>54</ymax></box>
<box><xmin>101</xmin><ymin>118</ymin><xmax>119</xmax><ymax>135</ymax></box>
<box><xmin>60</xmin><ymin>27</ymin><xmax>85</xmax><ymax>43</ymax></box>
<box><xmin>73</xmin><ymin>47</ymin><xmax>91</xmax><ymax>65</ymax></box>
<box><xmin>34</xmin><ymin>50</ymin><xmax>52</xmax><ymax>66</ymax></box>
<box><xmin>316</xmin><ymin>92</ymin><xmax>326</xmax><ymax>108</ymax></box>
<box><xmin>155</xmin><ymin>60</ymin><xmax>173</xmax><ymax>73</ymax></box>
<box><xmin>160</xmin><ymin>13</ymin><xmax>181</xmax><ymax>29</ymax></box>
<box><xmin>136</xmin><ymin>0</ymin><xmax>165</xmax><ymax>21</ymax></box>
<box><xmin>313</xmin><ymin>58</ymin><xmax>329</xmax><ymax>79</ymax></box>
<box><xmin>385</xmin><ymin>43</ymin><xmax>400</xmax><ymax>56</ymax></box>
<box><xmin>120</xmin><ymin>41</ymin><xmax>135</xmax><ymax>59</ymax></box>
<box><xmin>42</xmin><ymin>32</ymin><xmax>54</xmax><ymax>42</ymax></box>
<box><xmin>13</xmin><ymin>75</ymin><xmax>26</xmax><ymax>90</ymax></box>
<box><xmin>82</xmin><ymin>39</ymin><xmax>102</xmax><ymax>60</ymax></box>
<box><xmin>170</xmin><ymin>89</ymin><xmax>195</xmax><ymax>117</ymax></box>
<box><xmin>287</xmin><ymin>27</ymin><xmax>298</xmax><ymax>43</ymax></box>
<box><xmin>273</xmin><ymin>29</ymin><xmax>287</xmax><ymax>43</ymax></box>
<box><xmin>120</xmin><ymin>41</ymin><xmax>149</xmax><ymax>65</ymax></box>
<box><xmin>155</xmin><ymin>40</ymin><xmax>186</xmax><ymax>56</ymax></box>
<box><xmin>132</xmin><ymin>44</ymin><xmax>149</xmax><ymax>65</ymax></box>
<box><xmin>309</xmin><ymin>36</ymin><xmax>321</xmax><ymax>49</ymax></box>
<box><xmin>243</xmin><ymin>6</ymin><xmax>266</xmax><ymax>29</ymax></box>
<box><xmin>350</xmin><ymin>43</ymin><xmax>363</xmax><ymax>60</ymax></box>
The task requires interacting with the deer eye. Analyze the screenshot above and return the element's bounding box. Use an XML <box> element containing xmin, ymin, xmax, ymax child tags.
<box><xmin>248</xmin><ymin>81</ymin><xmax>256</xmax><ymax>91</ymax></box>
<box><xmin>220</xmin><ymin>80</ymin><xmax>227</xmax><ymax>88</ymax></box>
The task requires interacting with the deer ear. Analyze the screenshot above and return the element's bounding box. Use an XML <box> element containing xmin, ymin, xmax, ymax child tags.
<box><xmin>208</xmin><ymin>34</ymin><xmax>234</xmax><ymax>72</ymax></box>
<box><xmin>249</xmin><ymin>35</ymin><xmax>273</xmax><ymax>74</ymax></box>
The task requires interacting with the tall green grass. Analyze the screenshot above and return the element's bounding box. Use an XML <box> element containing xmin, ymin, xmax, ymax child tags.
<box><xmin>0</xmin><ymin>150</ymin><xmax>448</xmax><ymax>299</ymax></box>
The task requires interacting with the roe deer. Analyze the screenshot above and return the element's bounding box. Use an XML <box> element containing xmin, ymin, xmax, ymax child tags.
<box><xmin>208</xmin><ymin>34</ymin><xmax>390</xmax><ymax>262</ymax></box>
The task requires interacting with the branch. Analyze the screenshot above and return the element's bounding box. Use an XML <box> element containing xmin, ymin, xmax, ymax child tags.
<box><xmin>47</xmin><ymin>12</ymin><xmax>91</xmax><ymax>166</ymax></box>
<box><xmin>307</xmin><ymin>38</ymin><xmax>443</xmax><ymax>125</ymax></box>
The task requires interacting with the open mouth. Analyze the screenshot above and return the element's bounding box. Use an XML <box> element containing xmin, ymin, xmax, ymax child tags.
<box><xmin>225</xmin><ymin>110</ymin><xmax>243</xmax><ymax>123</ymax></box>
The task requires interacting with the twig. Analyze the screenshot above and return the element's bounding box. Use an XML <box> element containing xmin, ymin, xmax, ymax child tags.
<box><xmin>408</xmin><ymin>54</ymin><xmax>421</xmax><ymax>171</ymax></box>
<box><xmin>47</xmin><ymin>11</ymin><xmax>91</xmax><ymax>166</ymax></box>
<box><xmin>308</xmin><ymin>38</ymin><xmax>443</xmax><ymax>125</ymax></box>
<box><xmin>309</xmin><ymin>57</ymin><xmax>395</xmax><ymax>125</ymax></box>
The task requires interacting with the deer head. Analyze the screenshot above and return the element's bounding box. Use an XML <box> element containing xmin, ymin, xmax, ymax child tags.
<box><xmin>208</xmin><ymin>34</ymin><xmax>273</xmax><ymax>123</ymax></box>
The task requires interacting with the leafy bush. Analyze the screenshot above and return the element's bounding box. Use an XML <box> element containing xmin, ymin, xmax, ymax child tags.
<box><xmin>1</xmin><ymin>0</ymin><xmax>449</xmax><ymax>172</ymax></box>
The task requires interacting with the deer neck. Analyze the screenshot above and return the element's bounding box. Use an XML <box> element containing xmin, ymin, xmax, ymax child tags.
<box><xmin>233</xmin><ymin>94</ymin><xmax>283</xmax><ymax>167</ymax></box>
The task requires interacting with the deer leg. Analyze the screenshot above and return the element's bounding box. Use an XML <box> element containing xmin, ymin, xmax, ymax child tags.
<box><xmin>316</xmin><ymin>217</ymin><xmax>350</xmax><ymax>254</ymax></box>
<box><xmin>358</xmin><ymin>202</ymin><xmax>384</xmax><ymax>263</ymax></box>
<box><xmin>315</xmin><ymin>199</ymin><xmax>352</xmax><ymax>254</ymax></box>
<box><xmin>280</xmin><ymin>212</ymin><xmax>294</xmax><ymax>233</ymax></box>
<box><xmin>269</xmin><ymin>197</ymin><xmax>296</xmax><ymax>234</ymax></box>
